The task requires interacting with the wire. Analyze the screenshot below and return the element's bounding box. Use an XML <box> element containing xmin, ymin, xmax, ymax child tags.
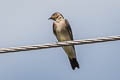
<box><xmin>0</xmin><ymin>35</ymin><xmax>120</xmax><ymax>53</ymax></box>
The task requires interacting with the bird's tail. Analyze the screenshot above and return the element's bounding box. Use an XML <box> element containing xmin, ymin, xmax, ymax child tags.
<box><xmin>68</xmin><ymin>57</ymin><xmax>80</xmax><ymax>70</ymax></box>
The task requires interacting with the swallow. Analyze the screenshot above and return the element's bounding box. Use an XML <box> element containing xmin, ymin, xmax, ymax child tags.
<box><xmin>49</xmin><ymin>12</ymin><xmax>79</xmax><ymax>70</ymax></box>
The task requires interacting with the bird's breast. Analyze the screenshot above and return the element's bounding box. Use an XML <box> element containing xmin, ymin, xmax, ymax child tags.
<box><xmin>55</xmin><ymin>20</ymin><xmax>71</xmax><ymax>41</ymax></box>
<box><xmin>55</xmin><ymin>20</ymin><xmax>66</xmax><ymax>32</ymax></box>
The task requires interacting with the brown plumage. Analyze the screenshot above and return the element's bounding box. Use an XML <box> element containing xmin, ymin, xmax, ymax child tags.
<box><xmin>49</xmin><ymin>12</ymin><xmax>79</xmax><ymax>70</ymax></box>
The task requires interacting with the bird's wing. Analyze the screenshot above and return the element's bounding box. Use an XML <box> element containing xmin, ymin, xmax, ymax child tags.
<box><xmin>65</xmin><ymin>19</ymin><xmax>76</xmax><ymax>50</ymax></box>
<box><xmin>53</xmin><ymin>22</ymin><xmax>57</xmax><ymax>36</ymax></box>
<box><xmin>65</xmin><ymin>19</ymin><xmax>73</xmax><ymax>40</ymax></box>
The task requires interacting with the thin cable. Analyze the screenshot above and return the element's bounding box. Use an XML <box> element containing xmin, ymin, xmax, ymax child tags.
<box><xmin>0</xmin><ymin>35</ymin><xmax>120</xmax><ymax>53</ymax></box>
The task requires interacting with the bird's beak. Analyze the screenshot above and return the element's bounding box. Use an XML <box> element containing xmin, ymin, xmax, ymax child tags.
<box><xmin>48</xmin><ymin>17</ymin><xmax>52</xmax><ymax>20</ymax></box>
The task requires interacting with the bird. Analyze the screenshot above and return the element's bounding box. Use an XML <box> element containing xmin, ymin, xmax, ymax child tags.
<box><xmin>49</xmin><ymin>12</ymin><xmax>79</xmax><ymax>70</ymax></box>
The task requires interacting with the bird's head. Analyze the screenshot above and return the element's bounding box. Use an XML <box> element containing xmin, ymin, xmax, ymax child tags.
<box><xmin>48</xmin><ymin>12</ymin><xmax>64</xmax><ymax>21</ymax></box>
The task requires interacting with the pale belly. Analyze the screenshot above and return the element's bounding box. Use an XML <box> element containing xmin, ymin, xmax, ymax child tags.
<box><xmin>56</xmin><ymin>30</ymin><xmax>71</xmax><ymax>41</ymax></box>
<box><xmin>56</xmin><ymin>29</ymin><xmax>76</xmax><ymax>58</ymax></box>
<box><xmin>54</xmin><ymin>20</ymin><xmax>76</xmax><ymax>58</ymax></box>
<box><xmin>55</xmin><ymin>22</ymin><xmax>71</xmax><ymax>41</ymax></box>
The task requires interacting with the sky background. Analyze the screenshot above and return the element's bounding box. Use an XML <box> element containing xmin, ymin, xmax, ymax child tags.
<box><xmin>0</xmin><ymin>0</ymin><xmax>120</xmax><ymax>80</ymax></box>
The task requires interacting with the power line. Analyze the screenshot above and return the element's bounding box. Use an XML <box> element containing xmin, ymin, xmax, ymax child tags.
<box><xmin>0</xmin><ymin>35</ymin><xmax>120</xmax><ymax>53</ymax></box>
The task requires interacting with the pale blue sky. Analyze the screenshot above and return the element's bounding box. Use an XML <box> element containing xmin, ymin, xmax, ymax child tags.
<box><xmin>0</xmin><ymin>0</ymin><xmax>120</xmax><ymax>80</ymax></box>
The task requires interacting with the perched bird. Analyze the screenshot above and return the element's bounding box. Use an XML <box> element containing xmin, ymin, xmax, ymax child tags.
<box><xmin>49</xmin><ymin>12</ymin><xmax>79</xmax><ymax>70</ymax></box>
